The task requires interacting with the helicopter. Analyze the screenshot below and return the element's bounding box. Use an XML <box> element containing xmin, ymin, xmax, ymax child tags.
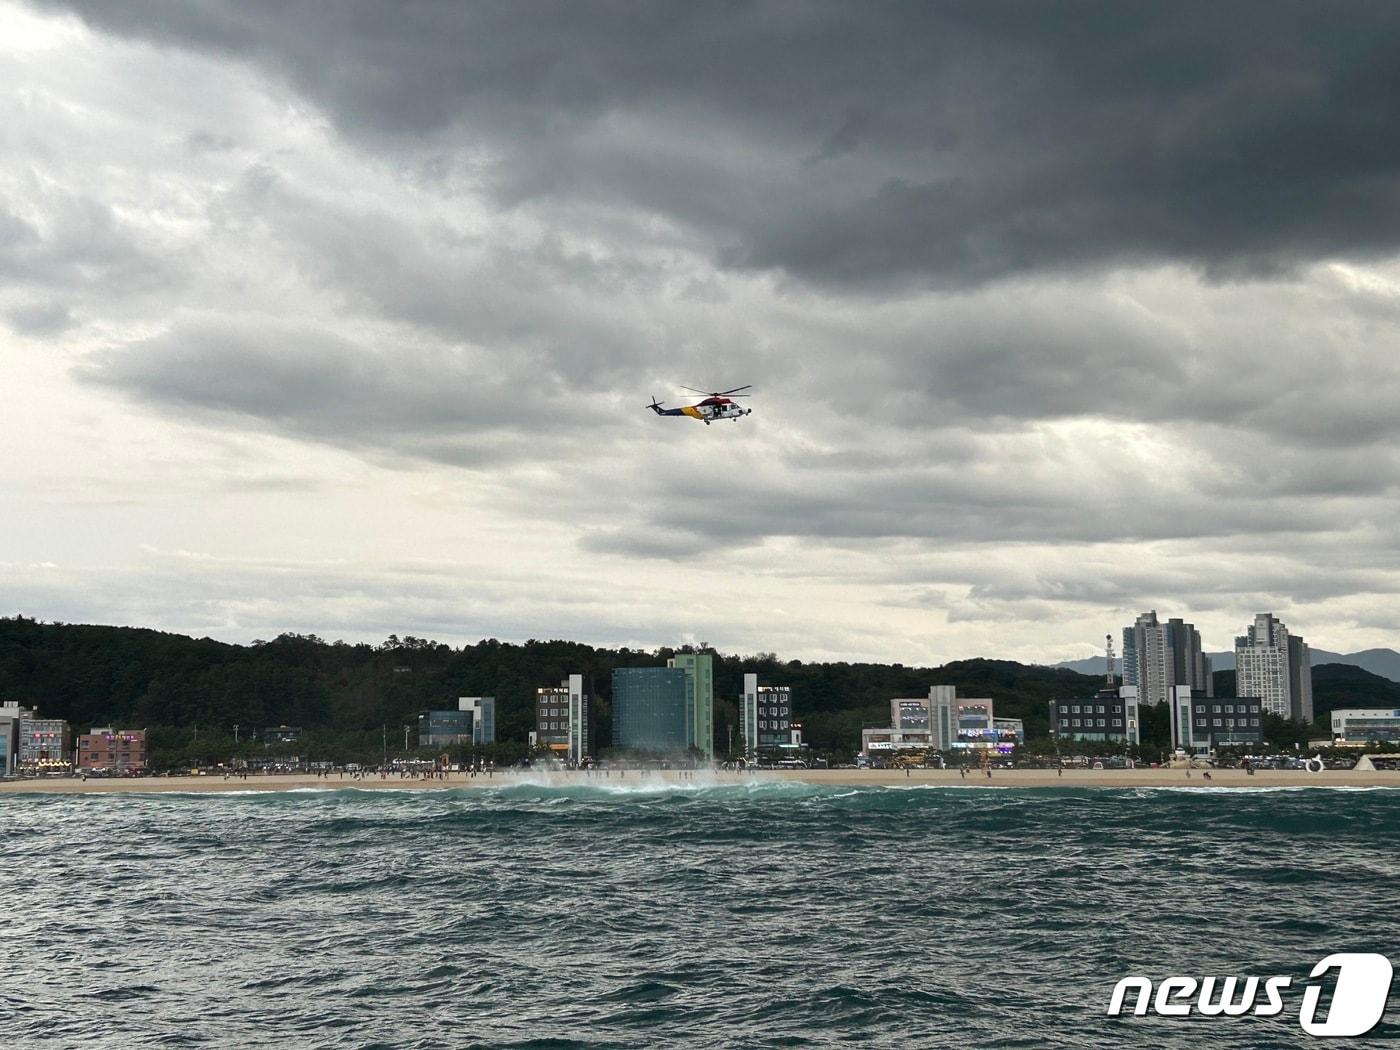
<box><xmin>648</xmin><ymin>385</ymin><xmax>754</xmax><ymax>425</ymax></box>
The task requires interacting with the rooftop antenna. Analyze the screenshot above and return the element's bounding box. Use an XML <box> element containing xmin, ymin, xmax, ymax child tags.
<box><xmin>1105</xmin><ymin>633</ymin><xmax>1115</xmax><ymax>686</ymax></box>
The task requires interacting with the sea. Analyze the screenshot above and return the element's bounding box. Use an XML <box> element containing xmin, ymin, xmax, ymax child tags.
<box><xmin>1</xmin><ymin>779</ymin><xmax>1397</xmax><ymax>1048</ymax></box>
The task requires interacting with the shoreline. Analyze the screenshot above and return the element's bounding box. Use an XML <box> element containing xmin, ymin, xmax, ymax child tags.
<box><xmin>2</xmin><ymin>767</ymin><xmax>1399</xmax><ymax>794</ymax></box>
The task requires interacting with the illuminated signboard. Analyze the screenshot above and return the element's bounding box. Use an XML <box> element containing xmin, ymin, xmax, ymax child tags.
<box><xmin>897</xmin><ymin>700</ymin><xmax>929</xmax><ymax>730</ymax></box>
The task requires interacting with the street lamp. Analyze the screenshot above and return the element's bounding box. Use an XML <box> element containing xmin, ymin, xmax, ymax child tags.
<box><xmin>403</xmin><ymin>724</ymin><xmax>411</xmax><ymax>753</ymax></box>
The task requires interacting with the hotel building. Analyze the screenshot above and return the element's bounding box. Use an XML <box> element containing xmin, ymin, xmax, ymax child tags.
<box><xmin>1049</xmin><ymin>686</ymin><xmax>1141</xmax><ymax>746</ymax></box>
<box><xmin>1168</xmin><ymin>686</ymin><xmax>1264</xmax><ymax>754</ymax></box>
<box><xmin>536</xmin><ymin>675</ymin><xmax>590</xmax><ymax>763</ymax></box>
<box><xmin>739</xmin><ymin>674</ymin><xmax>798</xmax><ymax>761</ymax></box>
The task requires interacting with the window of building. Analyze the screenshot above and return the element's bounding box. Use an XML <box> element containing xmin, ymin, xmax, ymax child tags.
<box><xmin>1213</xmin><ymin>719</ymin><xmax>1222</xmax><ymax>727</ymax></box>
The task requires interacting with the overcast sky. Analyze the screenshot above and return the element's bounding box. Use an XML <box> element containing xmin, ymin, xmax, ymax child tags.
<box><xmin>4</xmin><ymin>1</ymin><xmax>1400</xmax><ymax>665</ymax></box>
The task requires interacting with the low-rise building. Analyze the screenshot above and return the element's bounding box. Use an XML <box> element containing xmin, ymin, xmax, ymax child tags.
<box><xmin>19</xmin><ymin>713</ymin><xmax>71</xmax><ymax>771</ymax></box>
<box><xmin>263</xmin><ymin>725</ymin><xmax>301</xmax><ymax>744</ymax></box>
<box><xmin>860</xmin><ymin>686</ymin><xmax>1001</xmax><ymax>756</ymax></box>
<box><xmin>78</xmin><ymin>727</ymin><xmax>147</xmax><ymax>773</ymax></box>
<box><xmin>1168</xmin><ymin>687</ymin><xmax>1264</xmax><ymax>754</ymax></box>
<box><xmin>1049</xmin><ymin>686</ymin><xmax>1141</xmax><ymax>746</ymax></box>
<box><xmin>1330</xmin><ymin>709</ymin><xmax>1400</xmax><ymax>745</ymax></box>
<box><xmin>457</xmin><ymin>697</ymin><xmax>496</xmax><ymax>745</ymax></box>
<box><xmin>418</xmin><ymin>710</ymin><xmax>474</xmax><ymax>748</ymax></box>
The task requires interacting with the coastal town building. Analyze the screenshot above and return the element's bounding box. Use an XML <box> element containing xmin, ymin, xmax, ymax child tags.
<box><xmin>860</xmin><ymin>686</ymin><xmax>1002</xmax><ymax>756</ymax></box>
<box><xmin>1121</xmin><ymin>611</ymin><xmax>1213</xmax><ymax>706</ymax></box>
<box><xmin>667</xmin><ymin>652</ymin><xmax>715</xmax><ymax>762</ymax></box>
<box><xmin>457</xmin><ymin>697</ymin><xmax>496</xmax><ymax>744</ymax></box>
<box><xmin>1235</xmin><ymin>613</ymin><xmax>1313</xmax><ymax>722</ymax></box>
<box><xmin>19</xmin><ymin>712</ymin><xmax>71</xmax><ymax>770</ymax></box>
<box><xmin>262</xmin><ymin>725</ymin><xmax>301</xmax><ymax>744</ymax></box>
<box><xmin>535</xmin><ymin>675</ymin><xmax>589</xmax><ymax>763</ymax></box>
<box><xmin>740</xmin><ymin>674</ymin><xmax>796</xmax><ymax>761</ymax></box>
<box><xmin>1052</xmin><ymin>691</ymin><xmax>1136</xmax><ymax>750</ymax></box>
<box><xmin>1168</xmin><ymin>687</ymin><xmax>1263</xmax><ymax>754</ymax></box>
<box><xmin>418</xmin><ymin>709</ymin><xmax>475</xmax><ymax>748</ymax></box>
<box><xmin>77</xmin><ymin>727</ymin><xmax>147</xmax><ymax>773</ymax></box>
<box><xmin>1049</xmin><ymin>686</ymin><xmax>1140</xmax><ymax>746</ymax></box>
<box><xmin>0</xmin><ymin>703</ymin><xmax>31</xmax><ymax>775</ymax></box>
<box><xmin>993</xmin><ymin>718</ymin><xmax>1024</xmax><ymax>745</ymax></box>
<box><xmin>1330</xmin><ymin>709</ymin><xmax>1400</xmax><ymax>745</ymax></box>
<box><xmin>613</xmin><ymin>667</ymin><xmax>691</xmax><ymax>753</ymax></box>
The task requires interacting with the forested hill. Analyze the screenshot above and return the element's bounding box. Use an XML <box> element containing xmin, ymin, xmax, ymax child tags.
<box><xmin>0</xmin><ymin>616</ymin><xmax>1102</xmax><ymax>754</ymax></box>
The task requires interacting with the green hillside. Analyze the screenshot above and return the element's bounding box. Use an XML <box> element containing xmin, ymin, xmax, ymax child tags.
<box><xmin>0</xmin><ymin>615</ymin><xmax>1103</xmax><ymax>763</ymax></box>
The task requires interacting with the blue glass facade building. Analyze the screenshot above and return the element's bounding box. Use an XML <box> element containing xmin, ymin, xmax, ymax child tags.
<box><xmin>612</xmin><ymin>668</ymin><xmax>690</xmax><ymax>753</ymax></box>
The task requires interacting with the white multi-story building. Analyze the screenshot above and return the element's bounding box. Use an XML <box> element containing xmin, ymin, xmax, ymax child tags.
<box><xmin>1121</xmin><ymin>611</ymin><xmax>1213</xmax><ymax>706</ymax></box>
<box><xmin>1330</xmin><ymin>708</ymin><xmax>1400</xmax><ymax>744</ymax></box>
<box><xmin>1235</xmin><ymin>613</ymin><xmax>1312</xmax><ymax>722</ymax></box>
<box><xmin>860</xmin><ymin>686</ymin><xmax>998</xmax><ymax>755</ymax></box>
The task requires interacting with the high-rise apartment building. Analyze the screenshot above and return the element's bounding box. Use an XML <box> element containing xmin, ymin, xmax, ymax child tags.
<box><xmin>667</xmin><ymin>653</ymin><xmax>714</xmax><ymax>762</ymax></box>
<box><xmin>1235</xmin><ymin>613</ymin><xmax>1312</xmax><ymax>722</ymax></box>
<box><xmin>1121</xmin><ymin>611</ymin><xmax>1213</xmax><ymax>706</ymax></box>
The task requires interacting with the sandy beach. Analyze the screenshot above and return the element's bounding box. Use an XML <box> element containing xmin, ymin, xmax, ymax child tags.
<box><xmin>2</xmin><ymin>767</ymin><xmax>1398</xmax><ymax>793</ymax></box>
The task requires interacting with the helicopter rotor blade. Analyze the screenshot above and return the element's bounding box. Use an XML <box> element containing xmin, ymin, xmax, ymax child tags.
<box><xmin>680</xmin><ymin>384</ymin><xmax>754</xmax><ymax>397</ymax></box>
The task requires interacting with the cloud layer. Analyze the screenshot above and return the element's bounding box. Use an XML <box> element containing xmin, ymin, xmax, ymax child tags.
<box><xmin>5</xmin><ymin>1</ymin><xmax>1400</xmax><ymax>663</ymax></box>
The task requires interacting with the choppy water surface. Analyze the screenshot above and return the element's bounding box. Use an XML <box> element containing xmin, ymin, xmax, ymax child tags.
<box><xmin>1</xmin><ymin>781</ymin><xmax>1397</xmax><ymax>1048</ymax></box>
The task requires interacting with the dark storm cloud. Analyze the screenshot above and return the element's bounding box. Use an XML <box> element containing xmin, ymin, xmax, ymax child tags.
<box><xmin>35</xmin><ymin>0</ymin><xmax>1400</xmax><ymax>288</ymax></box>
<box><xmin>577</xmin><ymin>443</ymin><xmax>1394</xmax><ymax>558</ymax></box>
<box><xmin>77</xmin><ymin>318</ymin><xmax>620</xmax><ymax>466</ymax></box>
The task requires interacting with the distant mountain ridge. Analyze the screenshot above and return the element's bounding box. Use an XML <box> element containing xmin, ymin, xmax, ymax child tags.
<box><xmin>1052</xmin><ymin>647</ymin><xmax>1400</xmax><ymax>682</ymax></box>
